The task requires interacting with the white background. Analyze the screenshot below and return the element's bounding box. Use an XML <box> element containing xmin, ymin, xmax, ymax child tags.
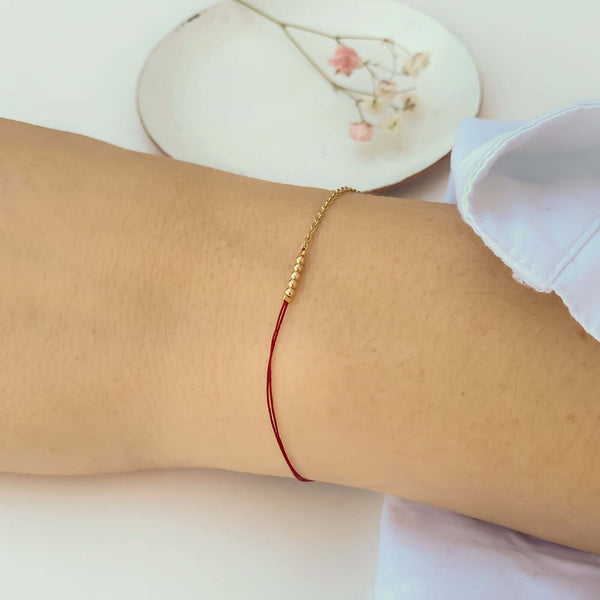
<box><xmin>1</xmin><ymin>1</ymin><xmax>599</xmax><ymax>598</ymax></box>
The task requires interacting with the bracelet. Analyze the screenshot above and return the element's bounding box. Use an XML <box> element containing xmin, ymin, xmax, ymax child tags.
<box><xmin>266</xmin><ymin>186</ymin><xmax>358</xmax><ymax>482</ymax></box>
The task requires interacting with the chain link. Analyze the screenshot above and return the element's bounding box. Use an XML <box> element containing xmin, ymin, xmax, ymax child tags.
<box><xmin>283</xmin><ymin>186</ymin><xmax>358</xmax><ymax>302</ymax></box>
<box><xmin>300</xmin><ymin>186</ymin><xmax>357</xmax><ymax>254</ymax></box>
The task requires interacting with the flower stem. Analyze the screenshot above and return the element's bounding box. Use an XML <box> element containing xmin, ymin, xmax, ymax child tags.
<box><xmin>338</xmin><ymin>34</ymin><xmax>410</xmax><ymax>53</ymax></box>
<box><xmin>231</xmin><ymin>0</ymin><xmax>412</xmax><ymax>56</ymax></box>
<box><xmin>369</xmin><ymin>62</ymin><xmax>405</xmax><ymax>78</ymax></box>
<box><xmin>230</xmin><ymin>0</ymin><xmax>411</xmax><ymax>99</ymax></box>
<box><xmin>231</xmin><ymin>0</ymin><xmax>410</xmax><ymax>47</ymax></box>
<box><xmin>362</xmin><ymin>62</ymin><xmax>381</xmax><ymax>93</ymax></box>
<box><xmin>355</xmin><ymin>99</ymin><xmax>366</xmax><ymax>122</ymax></box>
<box><xmin>232</xmin><ymin>0</ymin><xmax>280</xmax><ymax>24</ymax></box>
<box><xmin>280</xmin><ymin>26</ymin><xmax>371</xmax><ymax>95</ymax></box>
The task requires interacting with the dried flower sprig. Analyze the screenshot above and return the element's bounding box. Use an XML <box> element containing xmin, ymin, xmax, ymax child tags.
<box><xmin>233</xmin><ymin>0</ymin><xmax>431</xmax><ymax>142</ymax></box>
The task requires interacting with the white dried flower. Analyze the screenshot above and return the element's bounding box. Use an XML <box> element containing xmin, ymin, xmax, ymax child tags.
<box><xmin>376</xmin><ymin>80</ymin><xmax>398</xmax><ymax>99</ymax></box>
<box><xmin>400</xmin><ymin>91</ymin><xmax>420</xmax><ymax>112</ymax></box>
<box><xmin>402</xmin><ymin>52</ymin><xmax>430</xmax><ymax>77</ymax></box>
<box><xmin>359</xmin><ymin>95</ymin><xmax>389</xmax><ymax>114</ymax></box>
<box><xmin>382</xmin><ymin>112</ymin><xmax>403</xmax><ymax>135</ymax></box>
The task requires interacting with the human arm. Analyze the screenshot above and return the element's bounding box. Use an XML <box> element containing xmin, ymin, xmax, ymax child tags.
<box><xmin>1</xmin><ymin>117</ymin><xmax>599</xmax><ymax>554</ymax></box>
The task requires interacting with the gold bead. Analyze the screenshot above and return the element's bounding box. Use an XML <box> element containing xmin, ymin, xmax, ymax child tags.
<box><xmin>288</xmin><ymin>279</ymin><xmax>297</xmax><ymax>289</ymax></box>
<box><xmin>290</xmin><ymin>271</ymin><xmax>300</xmax><ymax>281</ymax></box>
<box><xmin>285</xmin><ymin>287</ymin><xmax>295</xmax><ymax>297</ymax></box>
<box><xmin>296</xmin><ymin>256</ymin><xmax>305</xmax><ymax>265</ymax></box>
<box><xmin>293</xmin><ymin>264</ymin><xmax>303</xmax><ymax>273</ymax></box>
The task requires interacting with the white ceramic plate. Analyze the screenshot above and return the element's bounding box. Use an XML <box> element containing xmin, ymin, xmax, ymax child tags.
<box><xmin>137</xmin><ymin>0</ymin><xmax>481</xmax><ymax>192</ymax></box>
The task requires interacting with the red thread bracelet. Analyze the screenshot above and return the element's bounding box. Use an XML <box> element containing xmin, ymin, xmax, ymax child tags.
<box><xmin>266</xmin><ymin>186</ymin><xmax>357</xmax><ymax>482</ymax></box>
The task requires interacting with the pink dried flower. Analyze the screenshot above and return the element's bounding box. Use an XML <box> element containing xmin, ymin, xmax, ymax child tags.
<box><xmin>327</xmin><ymin>46</ymin><xmax>363</xmax><ymax>76</ymax></box>
<box><xmin>349</xmin><ymin>121</ymin><xmax>373</xmax><ymax>142</ymax></box>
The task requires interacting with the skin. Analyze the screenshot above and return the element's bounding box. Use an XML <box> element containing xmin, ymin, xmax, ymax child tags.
<box><xmin>0</xmin><ymin>117</ymin><xmax>599</xmax><ymax>554</ymax></box>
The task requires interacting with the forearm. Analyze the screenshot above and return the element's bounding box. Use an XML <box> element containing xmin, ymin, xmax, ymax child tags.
<box><xmin>1</xmin><ymin>118</ymin><xmax>599</xmax><ymax>554</ymax></box>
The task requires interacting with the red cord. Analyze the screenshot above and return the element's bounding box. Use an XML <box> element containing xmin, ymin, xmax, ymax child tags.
<box><xmin>267</xmin><ymin>299</ymin><xmax>313</xmax><ymax>482</ymax></box>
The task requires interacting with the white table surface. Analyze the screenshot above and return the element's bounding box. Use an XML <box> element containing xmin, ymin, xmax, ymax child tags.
<box><xmin>1</xmin><ymin>1</ymin><xmax>599</xmax><ymax>598</ymax></box>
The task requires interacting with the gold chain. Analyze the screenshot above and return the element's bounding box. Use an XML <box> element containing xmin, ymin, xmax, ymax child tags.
<box><xmin>283</xmin><ymin>186</ymin><xmax>358</xmax><ymax>303</ymax></box>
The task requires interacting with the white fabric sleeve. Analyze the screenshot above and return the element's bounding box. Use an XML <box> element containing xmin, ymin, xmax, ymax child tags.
<box><xmin>446</xmin><ymin>101</ymin><xmax>600</xmax><ymax>342</ymax></box>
